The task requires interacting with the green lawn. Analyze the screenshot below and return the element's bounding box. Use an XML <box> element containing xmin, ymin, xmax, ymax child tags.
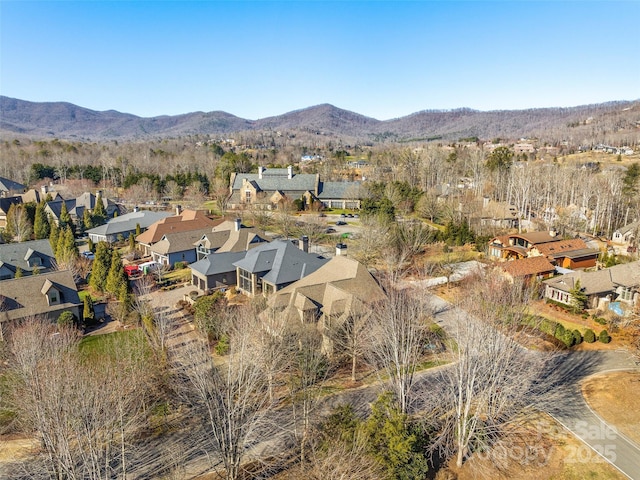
<box><xmin>79</xmin><ymin>329</ymin><xmax>146</xmax><ymax>358</ymax></box>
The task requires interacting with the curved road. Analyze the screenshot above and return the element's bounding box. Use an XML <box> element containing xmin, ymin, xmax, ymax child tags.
<box><xmin>425</xmin><ymin>290</ymin><xmax>640</xmax><ymax>480</ymax></box>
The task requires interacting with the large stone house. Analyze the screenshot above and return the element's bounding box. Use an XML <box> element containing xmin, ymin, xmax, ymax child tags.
<box><xmin>267</xmin><ymin>255</ymin><xmax>386</xmax><ymax>355</ymax></box>
<box><xmin>228</xmin><ymin>166</ymin><xmax>362</xmax><ymax>210</ymax></box>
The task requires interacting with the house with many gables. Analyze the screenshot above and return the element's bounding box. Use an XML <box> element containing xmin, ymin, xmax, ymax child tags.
<box><xmin>267</xmin><ymin>254</ymin><xmax>386</xmax><ymax>356</ymax></box>
<box><xmin>228</xmin><ymin>166</ymin><xmax>362</xmax><ymax>210</ymax></box>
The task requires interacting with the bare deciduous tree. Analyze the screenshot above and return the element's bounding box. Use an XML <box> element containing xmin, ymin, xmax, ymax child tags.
<box><xmin>365</xmin><ymin>284</ymin><xmax>430</xmax><ymax>414</ymax></box>
<box><xmin>6</xmin><ymin>317</ymin><xmax>156</xmax><ymax>479</ymax></box>
<box><xmin>176</xmin><ymin>305</ymin><xmax>276</xmax><ymax>480</ymax></box>
<box><xmin>425</xmin><ymin>274</ymin><xmax>553</xmax><ymax>469</ymax></box>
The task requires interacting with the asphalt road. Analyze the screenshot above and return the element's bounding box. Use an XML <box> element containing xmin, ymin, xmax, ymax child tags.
<box><xmin>423</xmin><ymin>288</ymin><xmax>640</xmax><ymax>480</ymax></box>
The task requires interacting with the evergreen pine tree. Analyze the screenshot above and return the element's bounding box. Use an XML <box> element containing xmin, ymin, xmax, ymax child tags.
<box><xmin>59</xmin><ymin>201</ymin><xmax>73</xmax><ymax>230</ymax></box>
<box><xmin>83</xmin><ymin>295</ymin><xmax>95</xmax><ymax>323</ymax></box>
<box><xmin>106</xmin><ymin>249</ymin><xmax>126</xmax><ymax>295</ymax></box>
<box><xmin>33</xmin><ymin>202</ymin><xmax>51</xmax><ymax>239</ymax></box>
<box><xmin>49</xmin><ymin>222</ymin><xmax>60</xmax><ymax>254</ymax></box>
<box><xmin>570</xmin><ymin>279</ymin><xmax>588</xmax><ymax>313</ymax></box>
<box><xmin>92</xmin><ymin>193</ymin><xmax>107</xmax><ymax>226</ymax></box>
<box><xmin>82</xmin><ymin>208</ymin><xmax>94</xmax><ymax>231</ymax></box>
<box><xmin>90</xmin><ymin>242</ymin><xmax>111</xmax><ymax>292</ymax></box>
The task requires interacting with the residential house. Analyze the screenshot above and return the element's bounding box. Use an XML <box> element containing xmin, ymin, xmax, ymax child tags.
<box><xmin>0</xmin><ymin>196</ymin><xmax>23</xmax><ymax>228</ymax></box>
<box><xmin>462</xmin><ymin>197</ymin><xmax>519</xmax><ymax>230</ymax></box>
<box><xmin>135</xmin><ymin>209</ymin><xmax>222</xmax><ymax>256</ymax></box>
<box><xmin>189</xmin><ymin>251</ymin><xmax>248</xmax><ymax>291</ymax></box>
<box><xmin>228</xmin><ymin>166</ymin><xmax>363</xmax><ymax>210</ymax></box>
<box><xmin>233</xmin><ymin>239</ymin><xmax>329</xmax><ymax>297</ymax></box>
<box><xmin>543</xmin><ymin>261</ymin><xmax>640</xmax><ymax>310</ymax></box>
<box><xmin>612</xmin><ymin>220</ymin><xmax>639</xmax><ymax>251</ymax></box>
<box><xmin>0</xmin><ymin>239</ymin><xmax>56</xmax><ymax>280</ymax></box>
<box><xmin>193</xmin><ymin>218</ymin><xmax>269</xmax><ymax>261</ymax></box>
<box><xmin>497</xmin><ymin>256</ymin><xmax>556</xmax><ymax>283</ymax></box>
<box><xmin>487</xmin><ymin>231</ymin><xmax>560</xmax><ymax>260</ymax></box>
<box><xmin>86</xmin><ymin>209</ymin><xmax>173</xmax><ymax>244</ymax></box>
<box><xmin>267</xmin><ymin>255</ymin><xmax>386</xmax><ymax>355</ymax></box>
<box><xmin>0</xmin><ymin>176</ymin><xmax>26</xmax><ymax>197</ymax></box>
<box><xmin>529</xmin><ymin>238</ymin><xmax>599</xmax><ymax>269</ymax></box>
<box><xmin>45</xmin><ymin>191</ymin><xmax>119</xmax><ymax>227</ymax></box>
<box><xmin>0</xmin><ymin>270</ymin><xmax>81</xmax><ymax>339</ymax></box>
<box><xmin>150</xmin><ymin>227</ymin><xmax>213</xmax><ymax>267</ymax></box>
<box><xmin>19</xmin><ymin>187</ymin><xmax>62</xmax><ymax>204</ymax></box>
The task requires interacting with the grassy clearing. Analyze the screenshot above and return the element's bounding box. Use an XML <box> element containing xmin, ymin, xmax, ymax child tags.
<box><xmin>79</xmin><ymin>329</ymin><xmax>145</xmax><ymax>358</ymax></box>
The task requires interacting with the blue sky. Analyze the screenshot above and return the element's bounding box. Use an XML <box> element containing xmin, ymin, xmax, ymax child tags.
<box><xmin>1</xmin><ymin>1</ymin><xmax>638</xmax><ymax>120</ymax></box>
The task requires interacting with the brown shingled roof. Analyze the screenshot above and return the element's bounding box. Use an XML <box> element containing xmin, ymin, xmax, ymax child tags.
<box><xmin>500</xmin><ymin>256</ymin><xmax>555</xmax><ymax>278</ymax></box>
<box><xmin>136</xmin><ymin>210</ymin><xmax>222</xmax><ymax>244</ymax></box>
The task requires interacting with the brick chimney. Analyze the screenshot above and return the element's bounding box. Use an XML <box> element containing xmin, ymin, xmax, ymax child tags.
<box><xmin>336</xmin><ymin>243</ymin><xmax>347</xmax><ymax>256</ymax></box>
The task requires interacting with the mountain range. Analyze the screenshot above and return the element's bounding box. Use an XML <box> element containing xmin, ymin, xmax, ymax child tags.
<box><xmin>1</xmin><ymin>95</ymin><xmax>638</xmax><ymax>143</ymax></box>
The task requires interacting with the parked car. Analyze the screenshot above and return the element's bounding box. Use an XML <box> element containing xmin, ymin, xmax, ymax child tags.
<box><xmin>82</xmin><ymin>251</ymin><xmax>95</xmax><ymax>260</ymax></box>
<box><xmin>340</xmin><ymin>213</ymin><xmax>346</xmax><ymax>218</ymax></box>
<box><xmin>335</xmin><ymin>221</ymin><xmax>347</xmax><ymax>226</ymax></box>
<box><xmin>325</xmin><ymin>228</ymin><xmax>337</xmax><ymax>234</ymax></box>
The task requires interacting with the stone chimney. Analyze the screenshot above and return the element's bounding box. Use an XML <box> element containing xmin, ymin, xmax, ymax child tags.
<box><xmin>133</xmin><ymin>206</ymin><xmax>139</xmax><ymax>213</ymax></box>
<box><xmin>299</xmin><ymin>235</ymin><xmax>309</xmax><ymax>253</ymax></box>
<box><xmin>175</xmin><ymin>205</ymin><xmax>182</xmax><ymax>216</ymax></box>
<box><xmin>287</xmin><ymin>165</ymin><xmax>293</xmax><ymax>179</ymax></box>
<box><xmin>336</xmin><ymin>243</ymin><xmax>347</xmax><ymax>256</ymax></box>
<box><xmin>234</xmin><ymin>218</ymin><xmax>242</xmax><ymax>231</ymax></box>
<box><xmin>549</xmin><ymin>229</ymin><xmax>557</xmax><ymax>238</ymax></box>
<box><xmin>258</xmin><ymin>166</ymin><xmax>265</xmax><ymax>179</ymax></box>
<box><xmin>41</xmin><ymin>185</ymin><xmax>49</xmax><ymax>194</ymax></box>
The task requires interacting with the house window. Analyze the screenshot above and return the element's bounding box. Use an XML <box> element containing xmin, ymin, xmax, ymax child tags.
<box><xmin>245</xmin><ymin>190</ymin><xmax>251</xmax><ymax>201</ymax></box>
<box><xmin>29</xmin><ymin>257</ymin><xmax>42</xmax><ymax>267</ymax></box>
<box><xmin>238</xmin><ymin>269</ymin><xmax>253</xmax><ymax>293</ymax></box>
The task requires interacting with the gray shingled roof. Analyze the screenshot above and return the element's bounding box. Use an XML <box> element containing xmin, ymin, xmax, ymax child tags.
<box><xmin>87</xmin><ymin>210</ymin><xmax>172</xmax><ymax>237</ymax></box>
<box><xmin>0</xmin><ymin>177</ymin><xmax>26</xmax><ymax>194</ymax></box>
<box><xmin>151</xmin><ymin>228</ymin><xmax>213</xmax><ymax>255</ymax></box>
<box><xmin>232</xmin><ymin>172</ymin><xmax>318</xmax><ymax>192</ymax></box>
<box><xmin>0</xmin><ymin>239</ymin><xmax>55</xmax><ymax>275</ymax></box>
<box><xmin>317</xmin><ymin>181</ymin><xmax>363</xmax><ymax>199</ymax></box>
<box><xmin>233</xmin><ymin>239</ymin><xmax>328</xmax><ymax>286</ymax></box>
<box><xmin>0</xmin><ymin>270</ymin><xmax>81</xmax><ymax>322</ymax></box>
<box><xmin>190</xmin><ymin>251</ymin><xmax>247</xmax><ymax>276</ymax></box>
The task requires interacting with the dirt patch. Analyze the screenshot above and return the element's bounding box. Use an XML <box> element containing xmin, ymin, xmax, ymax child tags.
<box><xmin>582</xmin><ymin>371</ymin><xmax>640</xmax><ymax>446</ymax></box>
<box><xmin>452</xmin><ymin>414</ymin><xmax>627</xmax><ymax>480</ymax></box>
<box><xmin>0</xmin><ymin>436</ymin><xmax>39</xmax><ymax>463</ymax></box>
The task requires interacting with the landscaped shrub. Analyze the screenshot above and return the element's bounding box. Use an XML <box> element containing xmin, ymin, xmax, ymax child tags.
<box><xmin>572</xmin><ymin>329</ymin><xmax>583</xmax><ymax>345</ymax></box>
<box><xmin>583</xmin><ymin>329</ymin><xmax>596</xmax><ymax>343</ymax></box>
<box><xmin>598</xmin><ymin>329</ymin><xmax>612</xmax><ymax>344</ymax></box>
<box><xmin>215</xmin><ymin>335</ymin><xmax>229</xmax><ymax>355</ymax></box>
<box><xmin>174</xmin><ymin>261</ymin><xmax>186</xmax><ymax>269</ymax></box>
<box><xmin>594</xmin><ymin>317</ymin><xmax>607</xmax><ymax>325</ymax></box>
